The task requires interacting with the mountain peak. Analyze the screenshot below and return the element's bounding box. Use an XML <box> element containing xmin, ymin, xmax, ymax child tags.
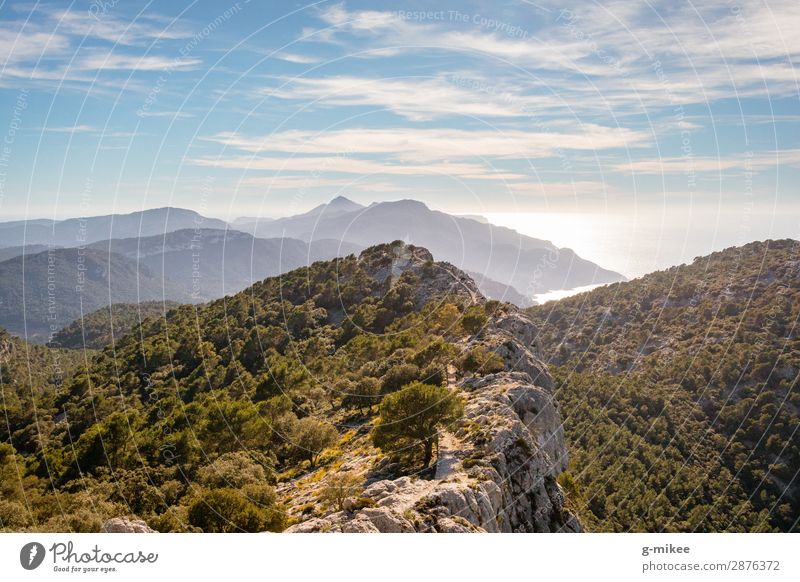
<box><xmin>328</xmin><ymin>195</ymin><xmax>362</xmax><ymax>209</ymax></box>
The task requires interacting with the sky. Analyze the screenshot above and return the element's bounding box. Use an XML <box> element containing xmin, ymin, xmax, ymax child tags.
<box><xmin>0</xmin><ymin>0</ymin><xmax>798</xmax><ymax>275</ymax></box>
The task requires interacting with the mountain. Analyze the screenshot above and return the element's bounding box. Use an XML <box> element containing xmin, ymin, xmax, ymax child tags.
<box><xmin>0</xmin><ymin>207</ymin><xmax>228</xmax><ymax>248</ymax></box>
<box><xmin>0</xmin><ymin>228</ymin><xmax>365</xmax><ymax>343</ymax></box>
<box><xmin>236</xmin><ymin>198</ymin><xmax>624</xmax><ymax>299</ymax></box>
<box><xmin>49</xmin><ymin>301</ymin><xmax>181</xmax><ymax>349</ymax></box>
<box><xmin>233</xmin><ymin>196</ymin><xmax>366</xmax><ymax>237</ymax></box>
<box><xmin>86</xmin><ymin>228</ymin><xmax>363</xmax><ymax>301</ymax></box>
<box><xmin>232</xmin><ymin>216</ymin><xmax>274</xmax><ymax>225</ymax></box>
<box><xmin>0</xmin><ymin>248</ymin><xmax>191</xmax><ymax>341</ymax></box>
<box><xmin>2</xmin><ymin>200</ymin><xmax>623</xmax><ymax>308</ymax></box>
<box><xmin>0</xmin><ymin>241</ymin><xmax>579</xmax><ymax>532</ymax></box>
<box><xmin>0</xmin><ymin>244</ymin><xmax>55</xmax><ymax>262</ymax></box>
<box><xmin>527</xmin><ymin>239</ymin><xmax>800</xmax><ymax>532</ymax></box>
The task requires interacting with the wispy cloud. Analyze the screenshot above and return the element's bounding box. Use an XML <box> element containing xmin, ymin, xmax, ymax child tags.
<box><xmin>0</xmin><ymin>5</ymin><xmax>199</xmax><ymax>86</ymax></box>
<box><xmin>73</xmin><ymin>53</ymin><xmax>200</xmax><ymax>72</ymax></box>
<box><xmin>306</xmin><ymin>1</ymin><xmax>800</xmax><ymax>115</ymax></box>
<box><xmin>241</xmin><ymin>175</ymin><xmax>409</xmax><ymax>193</ymax></box>
<box><xmin>190</xmin><ymin>154</ymin><xmax>526</xmax><ymax>180</ymax></box>
<box><xmin>273</xmin><ymin>52</ymin><xmax>320</xmax><ymax>64</ymax></box>
<box><xmin>204</xmin><ymin>125</ymin><xmax>648</xmax><ymax>162</ymax></box>
<box><xmin>37</xmin><ymin>124</ymin><xmax>98</xmax><ymax>134</ymax></box>
<box><xmin>267</xmin><ymin>75</ymin><xmax>535</xmax><ymax>121</ymax></box>
<box><xmin>613</xmin><ymin>150</ymin><xmax>800</xmax><ymax>174</ymax></box>
<box><xmin>136</xmin><ymin>110</ymin><xmax>195</xmax><ymax>119</ymax></box>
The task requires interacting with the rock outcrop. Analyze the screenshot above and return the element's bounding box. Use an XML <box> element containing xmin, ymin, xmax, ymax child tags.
<box><xmin>288</xmin><ymin>249</ymin><xmax>580</xmax><ymax>532</ymax></box>
<box><xmin>100</xmin><ymin>518</ymin><xmax>156</xmax><ymax>533</ymax></box>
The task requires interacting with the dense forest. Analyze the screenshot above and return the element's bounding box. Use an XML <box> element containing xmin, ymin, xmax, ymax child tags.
<box><xmin>528</xmin><ymin>239</ymin><xmax>799</xmax><ymax>532</ymax></box>
<box><xmin>0</xmin><ymin>242</ymin><xmax>502</xmax><ymax>532</ymax></box>
<box><xmin>50</xmin><ymin>301</ymin><xmax>181</xmax><ymax>350</ymax></box>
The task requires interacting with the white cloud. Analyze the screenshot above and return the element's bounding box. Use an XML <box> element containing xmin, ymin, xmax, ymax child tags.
<box><xmin>274</xmin><ymin>52</ymin><xmax>320</xmax><ymax>64</ymax></box>
<box><xmin>74</xmin><ymin>53</ymin><xmax>201</xmax><ymax>72</ymax></box>
<box><xmin>190</xmin><ymin>154</ymin><xmax>526</xmax><ymax>179</ymax></box>
<box><xmin>306</xmin><ymin>1</ymin><xmax>800</xmax><ymax>116</ymax></box>
<box><xmin>136</xmin><ymin>110</ymin><xmax>195</xmax><ymax>119</ymax></box>
<box><xmin>45</xmin><ymin>8</ymin><xmax>191</xmax><ymax>46</ymax></box>
<box><xmin>241</xmin><ymin>175</ymin><xmax>408</xmax><ymax>193</ymax></box>
<box><xmin>268</xmin><ymin>75</ymin><xmax>536</xmax><ymax>120</ymax></box>
<box><xmin>0</xmin><ymin>28</ymin><xmax>71</xmax><ymax>64</ymax></box>
<box><xmin>0</xmin><ymin>6</ymin><xmax>200</xmax><ymax>86</ymax></box>
<box><xmin>37</xmin><ymin>124</ymin><xmax>97</xmax><ymax>134</ymax></box>
<box><xmin>205</xmin><ymin>125</ymin><xmax>648</xmax><ymax>162</ymax></box>
<box><xmin>613</xmin><ymin>149</ymin><xmax>800</xmax><ymax>174</ymax></box>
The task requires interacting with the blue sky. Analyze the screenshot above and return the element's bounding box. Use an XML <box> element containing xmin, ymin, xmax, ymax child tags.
<box><xmin>0</xmin><ymin>0</ymin><xmax>798</xmax><ymax>230</ymax></box>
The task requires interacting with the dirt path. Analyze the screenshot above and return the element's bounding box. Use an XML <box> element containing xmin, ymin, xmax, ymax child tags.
<box><xmin>434</xmin><ymin>431</ymin><xmax>460</xmax><ymax>480</ymax></box>
<box><xmin>446</xmin><ymin>363</ymin><xmax>457</xmax><ymax>387</ymax></box>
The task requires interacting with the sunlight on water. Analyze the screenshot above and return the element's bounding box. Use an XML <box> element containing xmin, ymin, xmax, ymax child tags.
<box><xmin>485</xmin><ymin>209</ymin><xmax>799</xmax><ymax>279</ymax></box>
<box><xmin>531</xmin><ymin>283</ymin><xmax>607</xmax><ymax>305</ymax></box>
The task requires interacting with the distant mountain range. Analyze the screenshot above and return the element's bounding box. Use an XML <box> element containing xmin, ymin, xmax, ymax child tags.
<box><xmin>0</xmin><ymin>198</ymin><xmax>624</xmax><ymax>340</ymax></box>
<box><xmin>0</xmin><ymin>230</ymin><xmax>361</xmax><ymax>340</ymax></box>
<box><xmin>234</xmin><ymin>197</ymin><xmax>624</xmax><ymax>296</ymax></box>
<box><xmin>0</xmin><ymin>207</ymin><xmax>228</xmax><ymax>248</ymax></box>
<box><xmin>86</xmin><ymin>228</ymin><xmax>363</xmax><ymax>301</ymax></box>
<box><xmin>0</xmin><ymin>247</ymin><xmax>189</xmax><ymax>342</ymax></box>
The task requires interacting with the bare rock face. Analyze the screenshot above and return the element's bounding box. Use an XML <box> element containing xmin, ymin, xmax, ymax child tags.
<box><xmin>100</xmin><ymin>518</ymin><xmax>155</xmax><ymax>533</ymax></box>
<box><xmin>287</xmin><ymin>349</ymin><xmax>579</xmax><ymax>531</ymax></box>
<box><xmin>287</xmin><ymin>247</ymin><xmax>579</xmax><ymax>533</ymax></box>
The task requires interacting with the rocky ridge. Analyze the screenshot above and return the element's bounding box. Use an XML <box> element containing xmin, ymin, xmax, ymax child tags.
<box><xmin>287</xmin><ymin>243</ymin><xmax>580</xmax><ymax>532</ymax></box>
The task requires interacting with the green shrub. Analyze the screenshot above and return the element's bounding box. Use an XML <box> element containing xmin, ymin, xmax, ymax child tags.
<box><xmin>372</xmin><ymin>382</ymin><xmax>464</xmax><ymax>468</ymax></box>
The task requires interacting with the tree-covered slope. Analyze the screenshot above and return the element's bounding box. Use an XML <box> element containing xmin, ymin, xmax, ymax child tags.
<box><xmin>49</xmin><ymin>301</ymin><xmax>181</xmax><ymax>349</ymax></box>
<box><xmin>0</xmin><ymin>248</ymin><xmax>192</xmax><ymax>341</ymax></box>
<box><xmin>2</xmin><ymin>242</ymin><xmax>574</xmax><ymax>532</ymax></box>
<box><xmin>527</xmin><ymin>239</ymin><xmax>799</xmax><ymax>532</ymax></box>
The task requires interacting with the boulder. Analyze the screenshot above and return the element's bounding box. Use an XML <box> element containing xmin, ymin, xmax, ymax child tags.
<box><xmin>101</xmin><ymin>518</ymin><xmax>155</xmax><ymax>533</ymax></box>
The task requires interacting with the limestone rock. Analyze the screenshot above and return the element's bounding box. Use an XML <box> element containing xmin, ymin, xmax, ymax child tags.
<box><xmin>286</xmin><ymin>369</ymin><xmax>580</xmax><ymax>533</ymax></box>
<box><xmin>101</xmin><ymin>517</ymin><xmax>155</xmax><ymax>533</ymax></box>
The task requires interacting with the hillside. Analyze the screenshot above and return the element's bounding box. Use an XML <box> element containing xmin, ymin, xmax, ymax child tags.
<box><xmin>49</xmin><ymin>301</ymin><xmax>181</xmax><ymax>349</ymax></box>
<box><xmin>0</xmin><ymin>328</ymin><xmax>90</xmax><ymax>470</ymax></box>
<box><xmin>527</xmin><ymin>239</ymin><xmax>799</xmax><ymax>532</ymax></box>
<box><xmin>0</xmin><ymin>242</ymin><xmax>578</xmax><ymax>532</ymax></box>
<box><xmin>87</xmin><ymin>228</ymin><xmax>363</xmax><ymax>301</ymax></box>
<box><xmin>0</xmin><ymin>248</ymin><xmax>192</xmax><ymax>341</ymax></box>
<box><xmin>0</xmin><ymin>230</ymin><xmax>366</xmax><ymax>342</ymax></box>
<box><xmin>0</xmin><ymin>244</ymin><xmax>54</xmax><ymax>262</ymax></box>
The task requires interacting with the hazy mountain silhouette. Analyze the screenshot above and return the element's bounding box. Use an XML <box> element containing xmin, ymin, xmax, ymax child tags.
<box><xmin>0</xmin><ymin>248</ymin><xmax>190</xmax><ymax>341</ymax></box>
<box><xmin>233</xmin><ymin>196</ymin><xmax>366</xmax><ymax>237</ymax></box>
<box><xmin>0</xmin><ymin>198</ymin><xmax>625</xmax><ymax>311</ymax></box>
<box><xmin>0</xmin><ymin>244</ymin><xmax>55</xmax><ymax>262</ymax></box>
<box><xmin>0</xmin><ymin>207</ymin><xmax>227</xmax><ymax>247</ymax></box>
<box><xmin>237</xmin><ymin>198</ymin><xmax>624</xmax><ymax>296</ymax></box>
<box><xmin>86</xmin><ymin>228</ymin><xmax>363</xmax><ymax>301</ymax></box>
